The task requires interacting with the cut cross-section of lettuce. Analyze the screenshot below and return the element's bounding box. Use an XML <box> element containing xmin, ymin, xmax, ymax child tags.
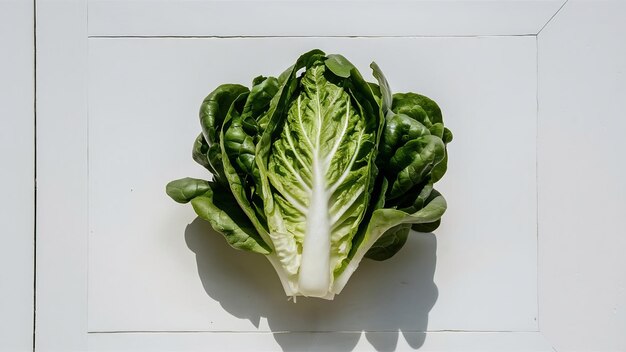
<box><xmin>265</xmin><ymin>60</ymin><xmax>379</xmax><ymax>296</ymax></box>
<box><xmin>167</xmin><ymin>50</ymin><xmax>452</xmax><ymax>299</ymax></box>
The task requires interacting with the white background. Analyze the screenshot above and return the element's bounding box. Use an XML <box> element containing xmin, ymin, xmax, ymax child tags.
<box><xmin>0</xmin><ymin>0</ymin><xmax>34</xmax><ymax>351</ymax></box>
<box><xmin>1</xmin><ymin>0</ymin><xmax>625</xmax><ymax>351</ymax></box>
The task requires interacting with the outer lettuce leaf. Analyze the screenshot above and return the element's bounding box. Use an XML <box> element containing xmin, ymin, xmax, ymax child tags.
<box><xmin>396</xmin><ymin>182</ymin><xmax>434</xmax><ymax>214</ymax></box>
<box><xmin>333</xmin><ymin>193</ymin><xmax>447</xmax><ymax>294</ymax></box>
<box><xmin>378</xmin><ymin>113</ymin><xmax>430</xmax><ymax>163</ymax></box>
<box><xmin>193</xmin><ymin>183</ymin><xmax>271</xmax><ymax>254</ymax></box>
<box><xmin>365</xmin><ymin>186</ymin><xmax>443</xmax><ymax>261</ymax></box>
<box><xmin>192</xmin><ymin>133</ymin><xmax>212</xmax><ymax>171</ymax></box>
<box><xmin>412</xmin><ymin>218</ymin><xmax>441</xmax><ymax>233</ymax></box>
<box><xmin>378</xmin><ymin>111</ymin><xmax>446</xmax><ymax>201</ymax></box>
<box><xmin>220</xmin><ymin>93</ymin><xmax>273</xmax><ymax>247</ymax></box>
<box><xmin>392</xmin><ymin>92</ymin><xmax>442</xmax><ymax>127</ymax></box>
<box><xmin>240</xmin><ymin>76</ymin><xmax>279</xmax><ymax>136</ymax></box>
<box><xmin>198</xmin><ymin>84</ymin><xmax>249</xmax><ymax>185</ymax></box>
<box><xmin>386</xmin><ymin>135</ymin><xmax>445</xmax><ymax>199</ymax></box>
<box><xmin>359</xmin><ymin>91</ymin><xmax>451</xmax><ymax>262</ymax></box>
<box><xmin>220</xmin><ymin>76</ymin><xmax>280</xmax><ymax>229</ymax></box>
<box><xmin>431</xmin><ymin>151</ymin><xmax>448</xmax><ymax>184</ymax></box>
<box><xmin>370</xmin><ymin>62</ymin><xmax>392</xmax><ymax>114</ymax></box>
<box><xmin>324</xmin><ymin>54</ymin><xmax>355</xmax><ymax>78</ymax></box>
<box><xmin>199</xmin><ymin>84</ymin><xmax>249</xmax><ymax>145</ymax></box>
<box><xmin>165</xmin><ymin>178</ymin><xmax>270</xmax><ymax>254</ymax></box>
<box><xmin>365</xmin><ymin>224</ymin><xmax>411</xmax><ymax>261</ymax></box>
<box><xmin>166</xmin><ymin>177</ymin><xmax>211</xmax><ymax>204</ymax></box>
<box><xmin>390</xmin><ymin>93</ymin><xmax>452</xmax><ymax>185</ymax></box>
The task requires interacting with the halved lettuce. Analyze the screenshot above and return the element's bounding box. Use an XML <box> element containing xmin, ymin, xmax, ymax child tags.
<box><xmin>167</xmin><ymin>50</ymin><xmax>452</xmax><ymax>299</ymax></box>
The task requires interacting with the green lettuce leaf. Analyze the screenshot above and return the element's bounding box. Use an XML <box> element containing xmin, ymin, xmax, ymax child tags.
<box><xmin>166</xmin><ymin>178</ymin><xmax>270</xmax><ymax>254</ymax></box>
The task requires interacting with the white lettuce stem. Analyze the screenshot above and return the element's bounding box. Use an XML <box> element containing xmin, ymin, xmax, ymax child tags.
<box><xmin>297</xmin><ymin>156</ymin><xmax>331</xmax><ymax>297</ymax></box>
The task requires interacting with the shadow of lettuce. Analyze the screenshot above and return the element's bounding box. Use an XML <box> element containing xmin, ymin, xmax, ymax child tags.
<box><xmin>185</xmin><ymin>217</ymin><xmax>438</xmax><ymax>351</ymax></box>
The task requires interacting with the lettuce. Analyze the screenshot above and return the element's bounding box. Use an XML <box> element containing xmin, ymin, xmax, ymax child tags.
<box><xmin>167</xmin><ymin>50</ymin><xmax>452</xmax><ymax>299</ymax></box>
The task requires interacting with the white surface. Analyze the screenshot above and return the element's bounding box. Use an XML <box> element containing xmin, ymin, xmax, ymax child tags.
<box><xmin>87</xmin><ymin>37</ymin><xmax>538</xmax><ymax>334</ymax></box>
<box><xmin>35</xmin><ymin>0</ymin><xmax>89</xmax><ymax>350</ymax></box>
<box><xmin>0</xmin><ymin>0</ymin><xmax>35</xmax><ymax>351</ymax></box>
<box><xmin>88</xmin><ymin>0</ymin><xmax>565</xmax><ymax>37</ymax></box>
<box><xmin>87</xmin><ymin>332</ymin><xmax>552</xmax><ymax>352</ymax></box>
<box><xmin>537</xmin><ymin>1</ymin><xmax>626</xmax><ymax>351</ymax></box>
<box><xmin>33</xmin><ymin>0</ymin><xmax>626</xmax><ymax>351</ymax></box>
